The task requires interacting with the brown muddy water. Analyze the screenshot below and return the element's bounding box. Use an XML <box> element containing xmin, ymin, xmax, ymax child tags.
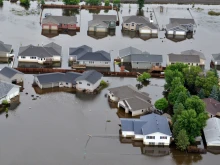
<box><xmin>1</xmin><ymin>1</ymin><xmax>220</xmax><ymax>165</ymax></box>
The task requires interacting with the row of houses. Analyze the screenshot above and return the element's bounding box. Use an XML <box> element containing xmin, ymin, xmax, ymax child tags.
<box><xmin>41</xmin><ymin>14</ymin><xmax>195</xmax><ymax>38</ymax></box>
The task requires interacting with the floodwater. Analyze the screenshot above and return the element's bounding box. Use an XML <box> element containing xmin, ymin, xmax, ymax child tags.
<box><xmin>1</xmin><ymin>2</ymin><xmax>220</xmax><ymax>70</ymax></box>
<box><xmin>1</xmin><ymin>1</ymin><xmax>220</xmax><ymax>165</ymax></box>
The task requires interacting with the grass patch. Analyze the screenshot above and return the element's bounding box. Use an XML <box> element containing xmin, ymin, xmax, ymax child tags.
<box><xmin>208</xmin><ymin>11</ymin><xmax>220</xmax><ymax>16</ymax></box>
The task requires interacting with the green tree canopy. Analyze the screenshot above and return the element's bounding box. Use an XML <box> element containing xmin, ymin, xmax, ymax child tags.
<box><xmin>0</xmin><ymin>0</ymin><xmax>3</xmax><ymax>6</ymax></box>
<box><xmin>165</xmin><ymin>70</ymin><xmax>184</xmax><ymax>90</ymax></box>
<box><xmin>20</xmin><ymin>0</ymin><xmax>30</xmax><ymax>6</ymax></box>
<box><xmin>183</xmin><ymin>66</ymin><xmax>201</xmax><ymax>86</ymax></box>
<box><xmin>185</xmin><ymin>96</ymin><xmax>206</xmax><ymax>114</ymax></box>
<box><xmin>172</xmin><ymin>103</ymin><xmax>185</xmax><ymax>124</ymax></box>
<box><xmin>175</xmin><ymin>92</ymin><xmax>188</xmax><ymax>106</ymax></box>
<box><xmin>154</xmin><ymin>98</ymin><xmax>168</xmax><ymax>111</ymax></box>
<box><xmin>168</xmin><ymin>85</ymin><xmax>187</xmax><ymax>105</ymax></box>
<box><xmin>166</xmin><ymin>63</ymin><xmax>188</xmax><ymax>72</ymax></box>
<box><xmin>137</xmin><ymin>0</ymin><xmax>144</xmax><ymax>10</ymax></box>
<box><xmin>104</xmin><ymin>0</ymin><xmax>110</xmax><ymax>6</ymax></box>
<box><xmin>41</xmin><ymin>0</ymin><xmax>45</xmax><ymax>5</ymax></box>
<box><xmin>198</xmin><ymin>88</ymin><xmax>205</xmax><ymax>99</ymax></box>
<box><xmin>177</xmin><ymin>109</ymin><xmax>208</xmax><ymax>143</ymax></box>
<box><xmin>113</xmin><ymin>0</ymin><xmax>120</xmax><ymax>6</ymax></box>
<box><xmin>137</xmin><ymin>72</ymin><xmax>151</xmax><ymax>83</ymax></box>
<box><xmin>63</xmin><ymin>0</ymin><xmax>80</xmax><ymax>5</ymax></box>
<box><xmin>209</xmin><ymin>85</ymin><xmax>219</xmax><ymax>100</ymax></box>
<box><xmin>170</xmin><ymin>77</ymin><xmax>183</xmax><ymax>91</ymax></box>
<box><xmin>86</xmin><ymin>0</ymin><xmax>100</xmax><ymax>5</ymax></box>
<box><xmin>176</xmin><ymin>129</ymin><xmax>190</xmax><ymax>151</ymax></box>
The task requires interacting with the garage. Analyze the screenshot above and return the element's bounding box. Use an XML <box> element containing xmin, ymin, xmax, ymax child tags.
<box><xmin>96</xmin><ymin>27</ymin><xmax>107</xmax><ymax>32</ymax></box>
<box><xmin>140</xmin><ymin>29</ymin><xmax>151</xmax><ymax>34</ymax></box>
<box><xmin>51</xmin><ymin>25</ymin><xmax>58</xmax><ymax>31</ymax></box>
<box><xmin>88</xmin><ymin>27</ymin><xmax>95</xmax><ymax>32</ymax></box>
<box><xmin>175</xmin><ymin>31</ymin><xmax>186</xmax><ymax>36</ymax></box>
<box><xmin>43</xmin><ymin>25</ymin><xmax>49</xmax><ymax>30</ymax></box>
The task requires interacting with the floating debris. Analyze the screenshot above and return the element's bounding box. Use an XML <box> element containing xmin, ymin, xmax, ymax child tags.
<box><xmin>106</xmin><ymin>120</ymin><xmax>111</xmax><ymax>122</ymax></box>
<box><xmin>25</xmin><ymin>92</ymin><xmax>28</xmax><ymax>95</ymax></box>
<box><xmin>10</xmin><ymin>8</ymin><xmax>40</xmax><ymax>16</ymax></box>
<box><xmin>32</xmin><ymin>98</ymin><xmax>37</xmax><ymax>100</ymax></box>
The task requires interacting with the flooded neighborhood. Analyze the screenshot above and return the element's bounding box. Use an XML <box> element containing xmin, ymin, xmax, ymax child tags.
<box><xmin>1</xmin><ymin>1</ymin><xmax>220</xmax><ymax>165</ymax></box>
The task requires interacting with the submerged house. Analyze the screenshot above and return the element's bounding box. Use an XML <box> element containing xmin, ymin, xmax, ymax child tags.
<box><xmin>0</xmin><ymin>67</ymin><xmax>24</xmax><ymax>84</ymax></box>
<box><xmin>118</xmin><ymin>47</ymin><xmax>163</xmax><ymax>69</ymax></box>
<box><xmin>42</xmin><ymin>16</ymin><xmax>78</xmax><ymax>31</ymax></box>
<box><xmin>202</xmin><ymin>98</ymin><xmax>220</xmax><ymax>118</ymax></box>
<box><xmin>166</xmin><ymin>18</ymin><xmax>195</xmax><ymax>37</ymax></box>
<box><xmin>88</xmin><ymin>15</ymin><xmax>117</xmax><ymax>32</ymax></box>
<box><xmin>69</xmin><ymin>46</ymin><xmax>111</xmax><ymax>68</ymax></box>
<box><xmin>0</xmin><ymin>41</ymin><xmax>13</xmax><ymax>61</ymax></box>
<box><xmin>203</xmin><ymin>117</ymin><xmax>220</xmax><ymax>147</ymax></box>
<box><xmin>122</xmin><ymin>16</ymin><xmax>158</xmax><ymax>35</ymax></box>
<box><xmin>0</xmin><ymin>81</ymin><xmax>20</xmax><ymax>104</ymax></box>
<box><xmin>120</xmin><ymin>113</ymin><xmax>172</xmax><ymax>145</ymax></box>
<box><xmin>18</xmin><ymin>42</ymin><xmax>62</xmax><ymax>66</ymax></box>
<box><xmin>212</xmin><ymin>53</ymin><xmax>220</xmax><ymax>70</ymax></box>
<box><xmin>108</xmin><ymin>85</ymin><xmax>152</xmax><ymax>116</ymax></box>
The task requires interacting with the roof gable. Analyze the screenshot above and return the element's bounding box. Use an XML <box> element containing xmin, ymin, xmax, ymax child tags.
<box><xmin>168</xmin><ymin>53</ymin><xmax>200</xmax><ymax>63</ymax></box>
<box><xmin>0</xmin><ymin>41</ymin><xmax>12</xmax><ymax>52</ymax></box>
<box><xmin>0</xmin><ymin>67</ymin><xmax>24</xmax><ymax>78</ymax></box>
<box><xmin>0</xmin><ymin>81</ymin><xmax>20</xmax><ymax>99</ymax></box>
<box><xmin>119</xmin><ymin>46</ymin><xmax>142</xmax><ymax>58</ymax></box>
<box><xmin>75</xmin><ymin>70</ymin><xmax>103</xmax><ymax>84</ymax></box>
<box><xmin>77</xmin><ymin>51</ymin><xmax>111</xmax><ymax>61</ymax></box>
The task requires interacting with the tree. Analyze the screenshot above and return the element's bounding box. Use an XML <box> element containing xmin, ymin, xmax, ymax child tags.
<box><xmin>176</xmin><ymin>129</ymin><xmax>190</xmax><ymax>151</ymax></box>
<box><xmin>175</xmin><ymin>92</ymin><xmax>188</xmax><ymax>106</ymax></box>
<box><xmin>113</xmin><ymin>0</ymin><xmax>120</xmax><ymax>7</ymax></box>
<box><xmin>177</xmin><ymin>109</ymin><xmax>208</xmax><ymax>143</ymax></box>
<box><xmin>0</xmin><ymin>0</ymin><xmax>3</xmax><ymax>6</ymax></box>
<box><xmin>166</xmin><ymin>63</ymin><xmax>188</xmax><ymax>72</ymax></box>
<box><xmin>209</xmin><ymin>85</ymin><xmax>219</xmax><ymax>100</ymax></box>
<box><xmin>104</xmin><ymin>0</ymin><xmax>110</xmax><ymax>6</ymax></box>
<box><xmin>20</xmin><ymin>0</ymin><xmax>30</xmax><ymax>6</ymax></box>
<box><xmin>137</xmin><ymin>75</ymin><xmax>144</xmax><ymax>84</ymax></box>
<box><xmin>170</xmin><ymin>77</ymin><xmax>183</xmax><ymax>92</ymax></box>
<box><xmin>165</xmin><ymin>69</ymin><xmax>184</xmax><ymax>90</ymax></box>
<box><xmin>136</xmin><ymin>72</ymin><xmax>151</xmax><ymax>83</ymax></box>
<box><xmin>168</xmin><ymin>85</ymin><xmax>187</xmax><ymax>105</ymax></box>
<box><xmin>172</xmin><ymin>103</ymin><xmax>185</xmax><ymax>124</ymax></box>
<box><xmin>185</xmin><ymin>96</ymin><xmax>206</xmax><ymax>114</ymax></box>
<box><xmin>63</xmin><ymin>0</ymin><xmax>80</xmax><ymax>5</ymax></box>
<box><xmin>137</xmin><ymin>0</ymin><xmax>144</xmax><ymax>10</ymax></box>
<box><xmin>198</xmin><ymin>88</ymin><xmax>205</xmax><ymax>99</ymax></box>
<box><xmin>41</xmin><ymin>0</ymin><xmax>45</xmax><ymax>5</ymax></box>
<box><xmin>86</xmin><ymin>0</ymin><xmax>100</xmax><ymax>6</ymax></box>
<box><xmin>154</xmin><ymin>98</ymin><xmax>168</xmax><ymax>111</ymax></box>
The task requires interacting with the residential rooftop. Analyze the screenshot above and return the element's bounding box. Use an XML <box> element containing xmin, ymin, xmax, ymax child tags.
<box><xmin>93</xmin><ymin>15</ymin><xmax>117</xmax><ymax>21</ymax></box>
<box><xmin>131</xmin><ymin>54</ymin><xmax>163</xmax><ymax>63</ymax></box>
<box><xmin>168</xmin><ymin>53</ymin><xmax>200</xmax><ymax>63</ymax></box>
<box><xmin>0</xmin><ymin>81</ymin><xmax>20</xmax><ymax>99</ymax></box>
<box><xmin>170</xmin><ymin>18</ymin><xmax>195</xmax><ymax>25</ymax></box>
<box><xmin>202</xmin><ymin>98</ymin><xmax>220</xmax><ymax>116</ymax></box>
<box><xmin>42</xmin><ymin>16</ymin><xmax>77</xmax><ymax>25</ymax></box>
<box><xmin>0</xmin><ymin>41</ymin><xmax>12</xmax><ymax>53</ymax></box>
<box><xmin>181</xmin><ymin>49</ymin><xmax>206</xmax><ymax>60</ymax></box>
<box><xmin>0</xmin><ymin>67</ymin><xmax>24</xmax><ymax>79</ymax></box>
<box><xmin>69</xmin><ymin>45</ymin><xmax>92</xmax><ymax>57</ymax></box>
<box><xmin>77</xmin><ymin>51</ymin><xmax>111</xmax><ymax>61</ymax></box>
<box><xmin>123</xmin><ymin>16</ymin><xmax>150</xmax><ymax>24</ymax></box>
<box><xmin>75</xmin><ymin>70</ymin><xmax>103</xmax><ymax>84</ymax></box>
<box><xmin>119</xmin><ymin>46</ymin><xmax>142</xmax><ymax>58</ymax></box>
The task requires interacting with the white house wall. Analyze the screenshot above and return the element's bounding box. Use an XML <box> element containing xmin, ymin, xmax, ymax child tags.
<box><xmin>0</xmin><ymin>87</ymin><xmax>20</xmax><ymax>104</ymax></box>
<box><xmin>121</xmin><ymin>131</ymin><xmax>135</xmax><ymax>137</ymax></box>
<box><xmin>76</xmin><ymin>79</ymin><xmax>101</xmax><ymax>92</ymax></box>
<box><xmin>167</xmin><ymin>61</ymin><xmax>200</xmax><ymax>66</ymax></box>
<box><xmin>107</xmin><ymin>91</ymin><xmax>120</xmax><ymax>102</ymax></box>
<box><xmin>131</xmin><ymin>109</ymin><xmax>148</xmax><ymax>116</ymax></box>
<box><xmin>78</xmin><ymin>60</ymin><xmax>110</xmax><ymax>67</ymax></box>
<box><xmin>134</xmin><ymin>134</ymin><xmax>144</xmax><ymax>140</ymax></box>
<box><xmin>18</xmin><ymin>56</ymin><xmax>61</xmax><ymax>63</ymax></box>
<box><xmin>143</xmin><ymin>132</ymin><xmax>171</xmax><ymax>146</ymax></box>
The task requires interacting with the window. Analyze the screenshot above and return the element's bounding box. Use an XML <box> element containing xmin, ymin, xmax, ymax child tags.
<box><xmin>196</xmin><ymin>63</ymin><xmax>199</xmax><ymax>66</ymax></box>
<box><xmin>146</xmin><ymin>136</ymin><xmax>155</xmax><ymax>139</ymax></box>
<box><xmin>132</xmin><ymin>23</ymin><xmax>135</xmax><ymax>26</ymax></box>
<box><xmin>66</xmin><ymin>83</ymin><xmax>68</xmax><ymax>85</ymax></box>
<box><xmin>160</xmin><ymin>136</ymin><xmax>167</xmax><ymax>139</ymax></box>
<box><xmin>21</xmin><ymin>56</ymin><xmax>26</xmax><ymax>59</ymax></box>
<box><xmin>137</xmin><ymin>62</ymin><xmax>138</xmax><ymax>64</ymax></box>
<box><xmin>87</xmin><ymin>83</ymin><xmax>90</xmax><ymax>86</ymax></box>
<box><xmin>158</xmin><ymin>142</ymin><xmax>164</xmax><ymax>145</ymax></box>
<box><xmin>79</xmin><ymin>82</ymin><xmax>82</xmax><ymax>84</ymax></box>
<box><xmin>126</xmin><ymin>24</ymin><xmax>128</xmax><ymax>26</ymax></box>
<box><xmin>30</xmin><ymin>57</ymin><xmax>36</xmax><ymax>59</ymax></box>
<box><xmin>156</xmin><ymin>63</ymin><xmax>159</xmax><ymax>66</ymax></box>
<box><xmin>105</xmin><ymin>62</ymin><xmax>108</xmax><ymax>64</ymax></box>
<box><xmin>149</xmin><ymin>142</ymin><xmax>155</xmax><ymax>145</ymax></box>
<box><xmin>188</xmin><ymin>63</ymin><xmax>190</xmax><ymax>65</ymax></box>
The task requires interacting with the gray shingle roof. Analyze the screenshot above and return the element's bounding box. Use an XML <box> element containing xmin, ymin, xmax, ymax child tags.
<box><xmin>108</xmin><ymin>85</ymin><xmax>151</xmax><ymax>101</ymax></box>
<box><xmin>18</xmin><ymin>42</ymin><xmax>62</xmax><ymax>58</ymax></box>
<box><xmin>166</xmin><ymin>22</ymin><xmax>187</xmax><ymax>31</ymax></box>
<box><xmin>88</xmin><ymin>20</ymin><xmax>108</xmax><ymax>27</ymax></box>
<box><xmin>131</xmin><ymin>54</ymin><xmax>163</xmax><ymax>63</ymax></box>
<box><xmin>125</xmin><ymin>96</ymin><xmax>152</xmax><ymax>111</ymax></box>
<box><xmin>119</xmin><ymin>46</ymin><xmax>142</xmax><ymax>58</ymax></box>
<box><xmin>77</xmin><ymin>51</ymin><xmax>111</xmax><ymax>61</ymax></box>
<box><xmin>35</xmin><ymin>72</ymin><xmax>82</xmax><ymax>85</ymax></box>
<box><xmin>212</xmin><ymin>53</ymin><xmax>220</xmax><ymax>61</ymax></box>
<box><xmin>0</xmin><ymin>81</ymin><xmax>18</xmax><ymax>99</ymax></box>
<box><xmin>0</xmin><ymin>67</ymin><xmax>24</xmax><ymax>78</ymax></box>
<box><xmin>181</xmin><ymin>49</ymin><xmax>206</xmax><ymax>60</ymax></box>
<box><xmin>139</xmin><ymin>22</ymin><xmax>158</xmax><ymax>30</ymax></box>
<box><xmin>75</xmin><ymin>70</ymin><xmax>103</xmax><ymax>84</ymax></box>
<box><xmin>170</xmin><ymin>18</ymin><xmax>195</xmax><ymax>25</ymax></box>
<box><xmin>93</xmin><ymin>15</ymin><xmax>117</xmax><ymax>21</ymax></box>
<box><xmin>168</xmin><ymin>53</ymin><xmax>200</xmax><ymax>63</ymax></box>
<box><xmin>69</xmin><ymin>45</ymin><xmax>92</xmax><ymax>57</ymax></box>
<box><xmin>42</xmin><ymin>16</ymin><xmax>77</xmax><ymax>25</ymax></box>
<box><xmin>0</xmin><ymin>41</ymin><xmax>12</xmax><ymax>52</ymax></box>
<box><xmin>123</xmin><ymin>16</ymin><xmax>150</xmax><ymax>24</ymax></box>
<box><xmin>120</xmin><ymin>113</ymin><xmax>172</xmax><ymax>136</ymax></box>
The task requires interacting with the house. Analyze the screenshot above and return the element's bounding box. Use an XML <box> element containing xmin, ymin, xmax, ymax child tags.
<box><xmin>34</xmin><ymin>72</ymin><xmax>82</xmax><ymax>89</ymax></box>
<box><xmin>42</xmin><ymin>16</ymin><xmax>78</xmax><ymax>31</ymax></box>
<box><xmin>202</xmin><ymin>98</ymin><xmax>220</xmax><ymax>118</ymax></box>
<box><xmin>88</xmin><ymin>15</ymin><xmax>117</xmax><ymax>32</ymax></box>
<box><xmin>0</xmin><ymin>67</ymin><xmax>24</xmax><ymax>84</ymax></box>
<box><xmin>203</xmin><ymin>117</ymin><xmax>220</xmax><ymax>147</ymax></box>
<box><xmin>72</xmin><ymin>50</ymin><xmax>111</xmax><ymax>68</ymax></box>
<box><xmin>69</xmin><ymin>45</ymin><xmax>92</xmax><ymax>62</ymax></box>
<box><xmin>0</xmin><ymin>81</ymin><xmax>20</xmax><ymax>104</ymax></box>
<box><xmin>122</xmin><ymin>16</ymin><xmax>158</xmax><ymax>35</ymax></box>
<box><xmin>120</xmin><ymin>113</ymin><xmax>172</xmax><ymax>145</ymax></box>
<box><xmin>166</xmin><ymin>18</ymin><xmax>195</xmax><ymax>36</ymax></box>
<box><xmin>212</xmin><ymin>53</ymin><xmax>220</xmax><ymax>70</ymax></box>
<box><xmin>108</xmin><ymin>85</ymin><xmax>152</xmax><ymax>116</ymax></box>
<box><xmin>118</xmin><ymin>47</ymin><xmax>163</xmax><ymax>69</ymax></box>
<box><xmin>18</xmin><ymin>42</ymin><xmax>62</xmax><ymax>65</ymax></box>
<box><xmin>167</xmin><ymin>53</ymin><xmax>201</xmax><ymax>66</ymax></box>
<box><xmin>75</xmin><ymin>70</ymin><xmax>103</xmax><ymax>92</ymax></box>
<box><xmin>0</xmin><ymin>41</ymin><xmax>13</xmax><ymax>61</ymax></box>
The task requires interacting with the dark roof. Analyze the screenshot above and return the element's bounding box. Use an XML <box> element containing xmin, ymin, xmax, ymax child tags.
<box><xmin>75</xmin><ymin>70</ymin><xmax>103</xmax><ymax>84</ymax></box>
<box><xmin>42</xmin><ymin>16</ymin><xmax>77</xmax><ymax>25</ymax></box>
<box><xmin>123</xmin><ymin>16</ymin><xmax>150</xmax><ymax>24</ymax></box>
<box><xmin>77</xmin><ymin>51</ymin><xmax>111</xmax><ymax>61</ymax></box>
<box><xmin>0</xmin><ymin>67</ymin><xmax>24</xmax><ymax>78</ymax></box>
<box><xmin>119</xmin><ymin>46</ymin><xmax>142</xmax><ymax>58</ymax></box>
<box><xmin>181</xmin><ymin>49</ymin><xmax>206</xmax><ymax>60</ymax></box>
<box><xmin>202</xmin><ymin>98</ymin><xmax>220</xmax><ymax>116</ymax></box>
<box><xmin>170</xmin><ymin>18</ymin><xmax>195</xmax><ymax>25</ymax></box>
<box><xmin>88</xmin><ymin>20</ymin><xmax>108</xmax><ymax>27</ymax></box>
<box><xmin>69</xmin><ymin>45</ymin><xmax>92</xmax><ymax>57</ymax></box>
<box><xmin>0</xmin><ymin>81</ymin><xmax>19</xmax><ymax>99</ymax></box>
<box><xmin>120</xmin><ymin>113</ymin><xmax>172</xmax><ymax>136</ymax></box>
<box><xmin>166</xmin><ymin>22</ymin><xmax>187</xmax><ymax>31</ymax></box>
<box><xmin>0</xmin><ymin>41</ymin><xmax>12</xmax><ymax>52</ymax></box>
<box><xmin>35</xmin><ymin>72</ymin><xmax>82</xmax><ymax>85</ymax></box>
<box><xmin>139</xmin><ymin>22</ymin><xmax>158</xmax><ymax>29</ymax></box>
<box><xmin>212</xmin><ymin>53</ymin><xmax>220</xmax><ymax>61</ymax></box>
<box><xmin>93</xmin><ymin>15</ymin><xmax>117</xmax><ymax>21</ymax></box>
<box><xmin>18</xmin><ymin>42</ymin><xmax>62</xmax><ymax>58</ymax></box>
<box><xmin>168</xmin><ymin>53</ymin><xmax>200</xmax><ymax>63</ymax></box>
<box><xmin>131</xmin><ymin>54</ymin><xmax>163</xmax><ymax>62</ymax></box>
<box><xmin>125</xmin><ymin>96</ymin><xmax>152</xmax><ymax>111</ymax></box>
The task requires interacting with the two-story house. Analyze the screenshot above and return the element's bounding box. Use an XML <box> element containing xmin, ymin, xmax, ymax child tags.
<box><xmin>120</xmin><ymin>113</ymin><xmax>172</xmax><ymax>145</ymax></box>
<box><xmin>0</xmin><ymin>41</ymin><xmax>13</xmax><ymax>62</ymax></box>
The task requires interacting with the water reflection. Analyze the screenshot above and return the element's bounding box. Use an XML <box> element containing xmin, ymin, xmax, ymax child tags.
<box><xmin>87</xmin><ymin>29</ymin><xmax>115</xmax><ymax>39</ymax></box>
<box><xmin>122</xmin><ymin>30</ymin><xmax>157</xmax><ymax>41</ymax></box>
<box><xmin>62</xmin><ymin>9</ymin><xmax>80</xmax><ymax>16</ymax></box>
<box><xmin>18</xmin><ymin>61</ymin><xmax>61</xmax><ymax>68</ymax></box>
<box><xmin>166</xmin><ymin>33</ymin><xmax>193</xmax><ymax>42</ymax></box>
<box><xmin>207</xmin><ymin>146</ymin><xmax>220</xmax><ymax>155</ymax></box>
<box><xmin>41</xmin><ymin>29</ymin><xmax>78</xmax><ymax>38</ymax></box>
